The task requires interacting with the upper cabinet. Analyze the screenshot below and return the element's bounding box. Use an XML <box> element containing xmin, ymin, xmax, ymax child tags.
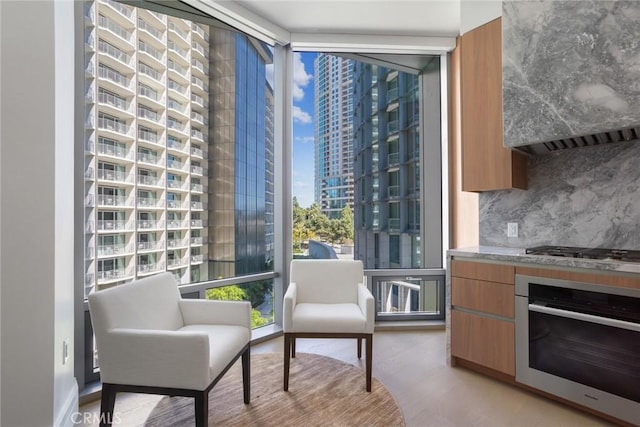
<box><xmin>458</xmin><ymin>18</ymin><xmax>527</xmax><ymax>192</ymax></box>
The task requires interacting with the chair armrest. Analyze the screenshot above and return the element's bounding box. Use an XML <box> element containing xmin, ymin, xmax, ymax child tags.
<box><xmin>357</xmin><ymin>283</ymin><xmax>375</xmax><ymax>334</ymax></box>
<box><xmin>179</xmin><ymin>299</ymin><xmax>251</xmax><ymax>328</ymax></box>
<box><xmin>98</xmin><ymin>328</ymin><xmax>212</xmax><ymax>390</ymax></box>
<box><xmin>283</xmin><ymin>282</ymin><xmax>297</xmax><ymax>332</ymax></box>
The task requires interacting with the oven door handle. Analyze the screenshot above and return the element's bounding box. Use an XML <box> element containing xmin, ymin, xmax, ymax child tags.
<box><xmin>529</xmin><ymin>303</ymin><xmax>640</xmax><ymax>332</ymax></box>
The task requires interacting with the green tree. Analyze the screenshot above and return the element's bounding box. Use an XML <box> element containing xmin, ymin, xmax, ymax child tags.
<box><xmin>206</xmin><ymin>285</ymin><xmax>270</xmax><ymax>329</ymax></box>
<box><xmin>305</xmin><ymin>203</ymin><xmax>331</xmax><ymax>239</ymax></box>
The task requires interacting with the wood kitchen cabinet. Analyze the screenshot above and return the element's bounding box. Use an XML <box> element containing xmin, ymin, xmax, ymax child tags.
<box><xmin>450</xmin><ymin>259</ymin><xmax>515</xmax><ymax>376</ymax></box>
<box><xmin>458</xmin><ymin>18</ymin><xmax>527</xmax><ymax>192</ymax></box>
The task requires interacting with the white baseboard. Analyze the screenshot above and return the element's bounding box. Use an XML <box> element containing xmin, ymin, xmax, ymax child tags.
<box><xmin>55</xmin><ymin>381</ymin><xmax>79</xmax><ymax>427</ymax></box>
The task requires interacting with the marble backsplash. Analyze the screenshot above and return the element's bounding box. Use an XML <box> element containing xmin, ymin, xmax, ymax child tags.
<box><xmin>502</xmin><ymin>0</ymin><xmax>640</xmax><ymax>148</ymax></box>
<box><xmin>479</xmin><ymin>139</ymin><xmax>640</xmax><ymax>249</ymax></box>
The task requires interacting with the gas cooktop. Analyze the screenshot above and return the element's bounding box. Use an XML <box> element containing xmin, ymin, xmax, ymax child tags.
<box><xmin>525</xmin><ymin>245</ymin><xmax>640</xmax><ymax>263</ymax></box>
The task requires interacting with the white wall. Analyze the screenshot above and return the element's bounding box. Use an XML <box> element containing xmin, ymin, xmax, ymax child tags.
<box><xmin>460</xmin><ymin>0</ymin><xmax>502</xmax><ymax>35</ymax></box>
<box><xmin>0</xmin><ymin>1</ymin><xmax>78</xmax><ymax>426</ymax></box>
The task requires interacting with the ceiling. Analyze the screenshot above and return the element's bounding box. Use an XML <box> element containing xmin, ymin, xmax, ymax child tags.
<box><xmin>229</xmin><ymin>0</ymin><xmax>462</xmax><ymax>37</ymax></box>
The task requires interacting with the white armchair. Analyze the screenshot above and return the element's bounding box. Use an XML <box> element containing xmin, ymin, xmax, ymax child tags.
<box><xmin>88</xmin><ymin>272</ymin><xmax>251</xmax><ymax>427</ymax></box>
<box><xmin>283</xmin><ymin>259</ymin><xmax>374</xmax><ymax>392</ymax></box>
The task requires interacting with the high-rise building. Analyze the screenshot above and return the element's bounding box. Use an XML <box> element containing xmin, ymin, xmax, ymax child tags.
<box><xmin>83</xmin><ymin>0</ymin><xmax>273</xmax><ymax>294</ymax></box>
<box><xmin>314</xmin><ymin>54</ymin><xmax>354</xmax><ymax>219</ymax></box>
<box><xmin>353</xmin><ymin>64</ymin><xmax>421</xmax><ymax>269</ymax></box>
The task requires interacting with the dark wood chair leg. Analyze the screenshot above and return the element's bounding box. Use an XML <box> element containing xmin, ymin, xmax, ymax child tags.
<box><xmin>357</xmin><ymin>337</ymin><xmax>362</xmax><ymax>358</ymax></box>
<box><xmin>284</xmin><ymin>333</ymin><xmax>291</xmax><ymax>391</ymax></box>
<box><xmin>195</xmin><ymin>390</ymin><xmax>208</xmax><ymax>427</ymax></box>
<box><xmin>366</xmin><ymin>334</ymin><xmax>373</xmax><ymax>392</ymax></box>
<box><xmin>242</xmin><ymin>346</ymin><xmax>251</xmax><ymax>404</ymax></box>
<box><xmin>99</xmin><ymin>383</ymin><xmax>116</xmax><ymax>427</ymax></box>
<box><xmin>291</xmin><ymin>335</ymin><xmax>296</xmax><ymax>358</ymax></box>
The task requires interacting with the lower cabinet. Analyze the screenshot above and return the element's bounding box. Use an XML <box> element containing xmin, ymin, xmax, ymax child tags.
<box><xmin>450</xmin><ymin>259</ymin><xmax>516</xmax><ymax>376</ymax></box>
<box><xmin>451</xmin><ymin>310</ymin><xmax>515</xmax><ymax>375</ymax></box>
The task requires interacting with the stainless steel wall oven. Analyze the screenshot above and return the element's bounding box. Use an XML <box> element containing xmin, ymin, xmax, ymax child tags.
<box><xmin>515</xmin><ymin>274</ymin><xmax>640</xmax><ymax>425</ymax></box>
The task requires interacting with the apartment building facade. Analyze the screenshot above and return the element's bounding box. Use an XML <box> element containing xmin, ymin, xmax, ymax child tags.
<box><xmin>83</xmin><ymin>0</ymin><xmax>274</xmax><ymax>294</ymax></box>
<box><xmin>352</xmin><ymin>63</ymin><xmax>421</xmax><ymax>269</ymax></box>
<box><xmin>313</xmin><ymin>54</ymin><xmax>354</xmax><ymax>219</ymax></box>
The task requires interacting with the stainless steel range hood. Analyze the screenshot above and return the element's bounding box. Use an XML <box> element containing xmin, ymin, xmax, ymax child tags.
<box><xmin>502</xmin><ymin>0</ymin><xmax>640</xmax><ymax>154</ymax></box>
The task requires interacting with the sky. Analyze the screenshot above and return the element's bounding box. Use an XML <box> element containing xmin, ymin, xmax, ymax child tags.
<box><xmin>291</xmin><ymin>52</ymin><xmax>318</xmax><ymax>208</ymax></box>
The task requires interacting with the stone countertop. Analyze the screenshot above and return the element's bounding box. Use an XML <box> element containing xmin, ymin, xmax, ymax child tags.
<box><xmin>447</xmin><ymin>246</ymin><xmax>640</xmax><ymax>275</ymax></box>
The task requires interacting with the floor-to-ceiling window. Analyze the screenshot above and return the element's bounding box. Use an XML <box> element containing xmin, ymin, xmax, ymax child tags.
<box><xmin>77</xmin><ymin>0</ymin><xmax>282</xmax><ymax>389</ymax></box>
<box><xmin>292</xmin><ymin>52</ymin><xmax>445</xmax><ymax>321</ymax></box>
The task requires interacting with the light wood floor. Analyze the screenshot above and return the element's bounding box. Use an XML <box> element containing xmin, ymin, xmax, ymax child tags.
<box><xmin>80</xmin><ymin>330</ymin><xmax>614</xmax><ymax>426</ymax></box>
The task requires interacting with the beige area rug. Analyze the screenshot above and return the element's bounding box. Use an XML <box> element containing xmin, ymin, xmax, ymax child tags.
<box><xmin>145</xmin><ymin>352</ymin><xmax>405</xmax><ymax>426</ymax></box>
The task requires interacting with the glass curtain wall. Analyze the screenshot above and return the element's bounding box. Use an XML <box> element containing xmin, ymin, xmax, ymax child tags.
<box><xmin>80</xmin><ymin>0</ymin><xmax>278</xmax><ymax>387</ymax></box>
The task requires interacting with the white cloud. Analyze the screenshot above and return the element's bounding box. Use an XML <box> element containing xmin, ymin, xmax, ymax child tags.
<box><xmin>293</xmin><ymin>52</ymin><xmax>312</xmax><ymax>102</ymax></box>
<box><xmin>295</xmin><ymin>136</ymin><xmax>314</xmax><ymax>144</ymax></box>
<box><xmin>292</xmin><ymin>106</ymin><xmax>312</xmax><ymax>124</ymax></box>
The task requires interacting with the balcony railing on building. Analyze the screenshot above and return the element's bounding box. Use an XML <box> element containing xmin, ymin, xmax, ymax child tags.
<box><xmin>98</xmin><ymin>39</ymin><xmax>132</xmax><ymax>68</ymax></box>
<box><xmin>191</xmin><ymin>76</ymin><xmax>208</xmax><ymax>92</ymax></box>
<box><xmin>167</xmin><ymin>238</ymin><xmax>187</xmax><ymax>248</ymax></box>
<box><xmin>97</xmin><ymin>243</ymin><xmax>132</xmax><ymax>257</ymax></box>
<box><xmin>137</xmin><ymin>240</ymin><xmax>163</xmax><ymax>251</ymax></box>
<box><xmin>97</xmin><ymin>142</ymin><xmax>130</xmax><ymax>160</ymax></box>
<box><xmin>137</xmin><ymin>174</ymin><xmax>162</xmax><ymax>186</ymax></box>
<box><xmin>191</xmin><ymin>42</ymin><xmax>207</xmax><ymax>59</ymax></box>
<box><xmin>138</xmin><ymin>152</ymin><xmax>161</xmax><ymax>166</ymax></box>
<box><xmin>98</xmin><ymin>65</ymin><xmax>129</xmax><ymax>87</ymax></box>
<box><xmin>190</xmin><ymin>146</ymin><xmax>204</xmax><ymax>158</ymax></box>
<box><xmin>137</xmin><ymin>262</ymin><xmax>163</xmax><ymax>274</ymax></box>
<box><xmin>98</xmin><ymin>90</ymin><xmax>129</xmax><ymax>111</ymax></box>
<box><xmin>138</xmin><ymin>18</ymin><xmax>162</xmax><ymax>41</ymax></box>
<box><xmin>190</xmin><ymin>201</ymin><xmax>203</xmax><ymax>210</ymax></box>
<box><xmin>168</xmin><ymin>59</ymin><xmax>187</xmax><ymax>76</ymax></box>
<box><xmin>97</xmin><ymin>194</ymin><xmax>128</xmax><ymax>207</ymax></box>
<box><xmin>97</xmin><ymin>266</ymin><xmax>132</xmax><ymax>282</ymax></box>
<box><xmin>138</xmin><ymin>106</ymin><xmax>159</xmax><ymax>122</ymax></box>
<box><xmin>191</xmin><ymin>23</ymin><xmax>208</xmax><ymax>42</ymax></box>
<box><xmin>98</xmin><ymin>14</ymin><xmax>132</xmax><ymax>44</ymax></box>
<box><xmin>167</xmin><ymin>179</ymin><xmax>187</xmax><ymax>190</ymax></box>
<box><xmin>167</xmin><ymin>199</ymin><xmax>187</xmax><ymax>209</ymax></box>
<box><xmin>138</xmin><ymin>40</ymin><xmax>163</xmax><ymax>63</ymax></box>
<box><xmin>191</xmin><ymin>254</ymin><xmax>204</xmax><ymax>264</ymax></box>
<box><xmin>190</xmin><ymin>165</ymin><xmax>204</xmax><ymax>175</ymax></box>
<box><xmin>190</xmin><ymin>219</ymin><xmax>204</xmax><ymax>228</ymax></box>
<box><xmin>137</xmin><ymin>196</ymin><xmax>162</xmax><ymax>208</ymax></box>
<box><xmin>168</xmin><ymin>22</ymin><xmax>188</xmax><ymax>41</ymax></box>
<box><xmin>168</xmin><ymin>159</ymin><xmax>187</xmax><ymax>171</ymax></box>
<box><xmin>102</xmin><ymin>0</ymin><xmax>133</xmax><ymax>20</ymax></box>
<box><xmin>138</xmin><ymin>84</ymin><xmax>159</xmax><ymax>101</ymax></box>
<box><xmin>191</xmin><ymin>111</ymin><xmax>205</xmax><ymax>124</ymax></box>
<box><xmin>191</xmin><ymin>59</ymin><xmax>206</xmax><ymax>74</ymax></box>
<box><xmin>168</xmin><ymin>42</ymin><xmax>189</xmax><ymax>61</ymax></box>
<box><xmin>97</xmin><ymin>219</ymin><xmax>129</xmax><ymax>231</ymax></box>
<box><xmin>169</xmin><ymin>79</ymin><xmax>188</xmax><ymax>96</ymax></box>
<box><xmin>167</xmin><ymin>101</ymin><xmax>185</xmax><ymax>117</ymax></box>
<box><xmin>138</xmin><ymin>128</ymin><xmax>160</xmax><ymax>144</ymax></box>
<box><xmin>167</xmin><ymin>257</ymin><xmax>189</xmax><ymax>268</ymax></box>
<box><xmin>168</xmin><ymin>118</ymin><xmax>186</xmax><ymax>133</ymax></box>
<box><xmin>191</xmin><ymin>93</ymin><xmax>205</xmax><ymax>108</ymax></box>
<box><xmin>190</xmin><ymin>183</ymin><xmax>204</xmax><ymax>192</ymax></box>
<box><xmin>98</xmin><ymin>115</ymin><xmax>129</xmax><ymax>135</ymax></box>
<box><xmin>137</xmin><ymin>219</ymin><xmax>163</xmax><ymax>229</ymax></box>
<box><xmin>190</xmin><ymin>236</ymin><xmax>205</xmax><ymax>245</ymax></box>
<box><xmin>167</xmin><ymin>219</ymin><xmax>188</xmax><ymax>229</ymax></box>
<box><xmin>97</xmin><ymin>169</ymin><xmax>131</xmax><ymax>183</ymax></box>
<box><xmin>138</xmin><ymin>62</ymin><xmax>161</xmax><ymax>82</ymax></box>
<box><xmin>191</xmin><ymin>129</ymin><xmax>204</xmax><ymax>141</ymax></box>
<box><xmin>168</xmin><ymin>138</ymin><xmax>186</xmax><ymax>152</ymax></box>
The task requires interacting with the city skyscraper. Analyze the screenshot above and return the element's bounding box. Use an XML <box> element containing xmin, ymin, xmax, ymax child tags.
<box><xmin>83</xmin><ymin>0</ymin><xmax>273</xmax><ymax>293</ymax></box>
<box><xmin>352</xmin><ymin>63</ymin><xmax>421</xmax><ymax>269</ymax></box>
<box><xmin>313</xmin><ymin>54</ymin><xmax>354</xmax><ymax>219</ymax></box>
